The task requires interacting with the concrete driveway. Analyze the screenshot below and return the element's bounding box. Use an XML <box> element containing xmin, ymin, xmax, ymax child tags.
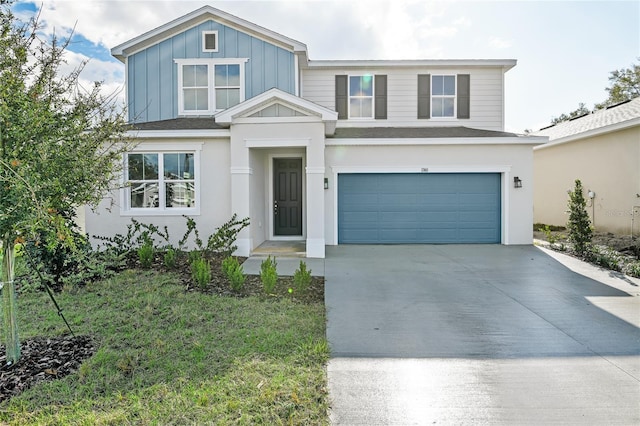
<box><xmin>325</xmin><ymin>245</ymin><xmax>640</xmax><ymax>425</ymax></box>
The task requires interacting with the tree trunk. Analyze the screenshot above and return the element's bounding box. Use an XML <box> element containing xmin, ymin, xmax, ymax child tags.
<box><xmin>1</xmin><ymin>235</ymin><xmax>20</xmax><ymax>365</ymax></box>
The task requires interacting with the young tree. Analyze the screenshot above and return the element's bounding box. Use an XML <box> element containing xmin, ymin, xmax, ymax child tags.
<box><xmin>567</xmin><ymin>179</ymin><xmax>592</xmax><ymax>256</ymax></box>
<box><xmin>0</xmin><ymin>4</ymin><xmax>132</xmax><ymax>364</ymax></box>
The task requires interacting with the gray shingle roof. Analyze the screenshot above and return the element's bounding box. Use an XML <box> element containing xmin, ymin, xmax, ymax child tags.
<box><xmin>329</xmin><ymin>126</ymin><xmax>519</xmax><ymax>139</ymax></box>
<box><xmin>131</xmin><ymin>118</ymin><xmax>226</xmax><ymax>131</ymax></box>
<box><xmin>532</xmin><ymin>97</ymin><xmax>640</xmax><ymax>141</ymax></box>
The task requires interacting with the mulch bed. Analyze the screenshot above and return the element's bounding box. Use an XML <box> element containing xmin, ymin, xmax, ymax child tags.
<box><xmin>0</xmin><ymin>335</ymin><xmax>95</xmax><ymax>403</ymax></box>
<box><xmin>178</xmin><ymin>255</ymin><xmax>325</xmax><ymax>304</ymax></box>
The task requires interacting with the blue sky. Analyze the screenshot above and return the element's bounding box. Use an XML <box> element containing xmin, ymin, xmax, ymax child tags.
<box><xmin>11</xmin><ymin>0</ymin><xmax>640</xmax><ymax>132</ymax></box>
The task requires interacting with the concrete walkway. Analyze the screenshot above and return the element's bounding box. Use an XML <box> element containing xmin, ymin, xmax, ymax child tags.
<box><xmin>325</xmin><ymin>245</ymin><xmax>640</xmax><ymax>425</ymax></box>
<box><xmin>241</xmin><ymin>256</ymin><xmax>325</xmax><ymax>276</ymax></box>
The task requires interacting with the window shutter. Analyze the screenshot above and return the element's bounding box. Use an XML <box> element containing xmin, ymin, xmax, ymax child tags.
<box><xmin>374</xmin><ymin>75</ymin><xmax>387</xmax><ymax>119</ymax></box>
<box><xmin>417</xmin><ymin>74</ymin><xmax>430</xmax><ymax>119</ymax></box>
<box><xmin>457</xmin><ymin>74</ymin><xmax>470</xmax><ymax>119</ymax></box>
<box><xmin>335</xmin><ymin>75</ymin><xmax>348</xmax><ymax>119</ymax></box>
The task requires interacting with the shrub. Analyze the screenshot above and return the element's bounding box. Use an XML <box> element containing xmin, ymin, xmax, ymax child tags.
<box><xmin>293</xmin><ymin>261</ymin><xmax>312</xmax><ymax>293</ymax></box>
<box><xmin>137</xmin><ymin>236</ymin><xmax>154</xmax><ymax>269</ymax></box>
<box><xmin>94</xmin><ymin>219</ymin><xmax>170</xmax><ymax>255</ymax></box>
<box><xmin>207</xmin><ymin>214</ymin><xmax>250</xmax><ymax>257</ymax></box>
<box><xmin>191</xmin><ymin>257</ymin><xmax>211</xmax><ymax>288</ymax></box>
<box><xmin>164</xmin><ymin>248</ymin><xmax>177</xmax><ymax>269</ymax></box>
<box><xmin>534</xmin><ymin>223</ymin><xmax>566</xmax><ymax>232</ymax></box>
<box><xmin>20</xmin><ymin>209</ymin><xmax>93</xmax><ymax>291</ymax></box>
<box><xmin>178</xmin><ymin>214</ymin><xmax>250</xmax><ymax>257</ymax></box>
<box><xmin>567</xmin><ymin>179</ymin><xmax>593</xmax><ymax>256</ymax></box>
<box><xmin>222</xmin><ymin>256</ymin><xmax>245</xmax><ymax>291</ymax></box>
<box><xmin>188</xmin><ymin>250</ymin><xmax>202</xmax><ymax>264</ymax></box>
<box><xmin>627</xmin><ymin>262</ymin><xmax>640</xmax><ymax>278</ymax></box>
<box><xmin>586</xmin><ymin>246</ymin><xmax>622</xmax><ymax>272</ymax></box>
<box><xmin>260</xmin><ymin>256</ymin><xmax>278</xmax><ymax>294</ymax></box>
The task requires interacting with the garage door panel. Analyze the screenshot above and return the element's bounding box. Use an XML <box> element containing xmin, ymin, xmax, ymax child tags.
<box><xmin>459</xmin><ymin>211</ymin><xmax>497</xmax><ymax>221</ymax></box>
<box><xmin>338</xmin><ymin>173</ymin><xmax>500</xmax><ymax>244</ymax></box>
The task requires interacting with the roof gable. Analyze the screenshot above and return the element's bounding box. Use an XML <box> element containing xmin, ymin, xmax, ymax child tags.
<box><xmin>111</xmin><ymin>5</ymin><xmax>307</xmax><ymax>61</ymax></box>
<box><xmin>215</xmin><ymin>88</ymin><xmax>338</xmax><ymax>135</ymax></box>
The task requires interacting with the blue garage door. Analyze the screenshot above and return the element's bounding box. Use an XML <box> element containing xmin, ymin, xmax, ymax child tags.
<box><xmin>338</xmin><ymin>173</ymin><xmax>501</xmax><ymax>244</ymax></box>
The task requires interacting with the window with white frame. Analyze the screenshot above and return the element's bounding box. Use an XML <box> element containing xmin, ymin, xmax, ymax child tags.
<box><xmin>182</xmin><ymin>64</ymin><xmax>209</xmax><ymax>112</ymax></box>
<box><xmin>214</xmin><ymin>64</ymin><xmax>241</xmax><ymax>110</ymax></box>
<box><xmin>349</xmin><ymin>75</ymin><xmax>374</xmax><ymax>118</ymax></box>
<box><xmin>431</xmin><ymin>75</ymin><xmax>456</xmax><ymax>117</ymax></box>
<box><xmin>176</xmin><ymin>59</ymin><xmax>246</xmax><ymax>115</ymax></box>
<box><xmin>126</xmin><ymin>152</ymin><xmax>196</xmax><ymax>211</ymax></box>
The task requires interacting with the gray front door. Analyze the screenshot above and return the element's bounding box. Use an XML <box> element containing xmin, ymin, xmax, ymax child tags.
<box><xmin>274</xmin><ymin>158</ymin><xmax>303</xmax><ymax>236</ymax></box>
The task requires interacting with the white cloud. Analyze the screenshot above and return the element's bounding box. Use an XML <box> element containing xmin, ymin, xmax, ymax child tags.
<box><xmin>488</xmin><ymin>36</ymin><xmax>512</xmax><ymax>49</ymax></box>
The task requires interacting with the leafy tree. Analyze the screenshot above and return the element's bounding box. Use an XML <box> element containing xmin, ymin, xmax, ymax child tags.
<box><xmin>0</xmin><ymin>3</ymin><xmax>132</xmax><ymax>364</ymax></box>
<box><xmin>547</xmin><ymin>59</ymin><xmax>639</xmax><ymax>126</ymax></box>
<box><xmin>550</xmin><ymin>102</ymin><xmax>591</xmax><ymax>125</ymax></box>
<box><xmin>595</xmin><ymin>58</ymin><xmax>640</xmax><ymax>109</ymax></box>
<box><xmin>567</xmin><ymin>179</ymin><xmax>592</xmax><ymax>256</ymax></box>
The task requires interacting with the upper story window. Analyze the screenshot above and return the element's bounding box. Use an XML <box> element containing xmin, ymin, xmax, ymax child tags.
<box><xmin>418</xmin><ymin>74</ymin><xmax>469</xmax><ymax>120</ymax></box>
<box><xmin>123</xmin><ymin>145</ymin><xmax>202</xmax><ymax>215</ymax></box>
<box><xmin>431</xmin><ymin>75</ymin><xmax>456</xmax><ymax>117</ymax></box>
<box><xmin>215</xmin><ymin>64</ymin><xmax>241</xmax><ymax>110</ymax></box>
<box><xmin>335</xmin><ymin>75</ymin><xmax>387</xmax><ymax>120</ymax></box>
<box><xmin>176</xmin><ymin>59</ymin><xmax>247</xmax><ymax>115</ymax></box>
<box><xmin>202</xmin><ymin>31</ymin><xmax>218</xmax><ymax>52</ymax></box>
<box><xmin>349</xmin><ymin>75</ymin><xmax>374</xmax><ymax>118</ymax></box>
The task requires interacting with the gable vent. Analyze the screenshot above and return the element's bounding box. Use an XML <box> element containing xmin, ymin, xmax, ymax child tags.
<box><xmin>202</xmin><ymin>31</ymin><xmax>218</xmax><ymax>52</ymax></box>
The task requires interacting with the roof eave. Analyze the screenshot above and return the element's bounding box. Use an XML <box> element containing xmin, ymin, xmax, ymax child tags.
<box><xmin>534</xmin><ymin>117</ymin><xmax>640</xmax><ymax>150</ymax></box>
<box><xmin>304</xmin><ymin>59</ymin><xmax>517</xmax><ymax>70</ymax></box>
<box><xmin>326</xmin><ymin>136</ymin><xmax>545</xmax><ymax>146</ymax></box>
<box><xmin>111</xmin><ymin>5</ymin><xmax>308</xmax><ymax>60</ymax></box>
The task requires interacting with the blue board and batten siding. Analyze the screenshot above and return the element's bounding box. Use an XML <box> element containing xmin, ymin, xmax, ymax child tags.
<box><xmin>338</xmin><ymin>173</ymin><xmax>501</xmax><ymax>244</ymax></box>
<box><xmin>128</xmin><ymin>20</ymin><xmax>296</xmax><ymax>123</ymax></box>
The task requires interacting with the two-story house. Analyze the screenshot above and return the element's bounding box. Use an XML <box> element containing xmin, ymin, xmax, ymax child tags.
<box><xmin>85</xmin><ymin>6</ymin><xmax>545</xmax><ymax>258</ymax></box>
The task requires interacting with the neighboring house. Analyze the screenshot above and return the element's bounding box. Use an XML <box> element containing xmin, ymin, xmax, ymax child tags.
<box><xmin>533</xmin><ymin>97</ymin><xmax>640</xmax><ymax>236</ymax></box>
<box><xmin>85</xmin><ymin>6</ymin><xmax>544</xmax><ymax>258</ymax></box>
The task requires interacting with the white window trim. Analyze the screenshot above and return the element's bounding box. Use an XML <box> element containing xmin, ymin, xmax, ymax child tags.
<box><xmin>202</xmin><ymin>30</ymin><xmax>218</xmax><ymax>53</ymax></box>
<box><xmin>348</xmin><ymin>74</ymin><xmax>375</xmax><ymax>120</ymax></box>
<box><xmin>121</xmin><ymin>142</ymin><xmax>203</xmax><ymax>216</ymax></box>
<box><xmin>175</xmin><ymin>58</ymin><xmax>248</xmax><ymax>116</ymax></box>
<box><xmin>431</xmin><ymin>74</ymin><xmax>457</xmax><ymax>119</ymax></box>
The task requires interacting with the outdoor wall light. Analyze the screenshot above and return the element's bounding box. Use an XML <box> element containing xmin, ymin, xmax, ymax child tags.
<box><xmin>513</xmin><ymin>176</ymin><xmax>522</xmax><ymax>188</ymax></box>
<box><xmin>324</xmin><ymin>178</ymin><xmax>329</xmax><ymax>190</ymax></box>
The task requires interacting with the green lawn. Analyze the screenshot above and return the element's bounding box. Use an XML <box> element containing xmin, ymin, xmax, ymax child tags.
<box><xmin>1</xmin><ymin>269</ymin><xmax>329</xmax><ymax>425</ymax></box>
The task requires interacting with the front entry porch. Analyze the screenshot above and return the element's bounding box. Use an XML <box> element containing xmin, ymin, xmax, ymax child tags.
<box><xmin>251</xmin><ymin>240</ymin><xmax>306</xmax><ymax>258</ymax></box>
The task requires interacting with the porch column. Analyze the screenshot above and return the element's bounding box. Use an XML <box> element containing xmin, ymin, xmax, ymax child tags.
<box><xmin>306</xmin><ymin>142</ymin><xmax>325</xmax><ymax>258</ymax></box>
<box><xmin>230</xmin><ymin>142</ymin><xmax>252</xmax><ymax>257</ymax></box>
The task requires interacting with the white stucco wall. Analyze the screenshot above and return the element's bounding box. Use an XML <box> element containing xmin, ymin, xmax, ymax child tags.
<box><xmin>86</xmin><ymin>132</ymin><xmax>538</xmax><ymax>256</ymax></box>
<box><xmin>323</xmin><ymin>142</ymin><xmax>537</xmax><ymax>245</ymax></box>
<box><xmin>85</xmin><ymin>137</ymin><xmax>232</xmax><ymax>249</ymax></box>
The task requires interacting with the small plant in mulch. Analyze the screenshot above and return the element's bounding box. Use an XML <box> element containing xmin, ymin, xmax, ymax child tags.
<box><xmin>163</xmin><ymin>247</ymin><xmax>177</xmax><ymax>269</ymax></box>
<box><xmin>222</xmin><ymin>256</ymin><xmax>245</xmax><ymax>291</ymax></box>
<box><xmin>260</xmin><ymin>256</ymin><xmax>278</xmax><ymax>294</ymax></box>
<box><xmin>191</xmin><ymin>256</ymin><xmax>212</xmax><ymax>289</ymax></box>
<box><xmin>292</xmin><ymin>261</ymin><xmax>312</xmax><ymax>294</ymax></box>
